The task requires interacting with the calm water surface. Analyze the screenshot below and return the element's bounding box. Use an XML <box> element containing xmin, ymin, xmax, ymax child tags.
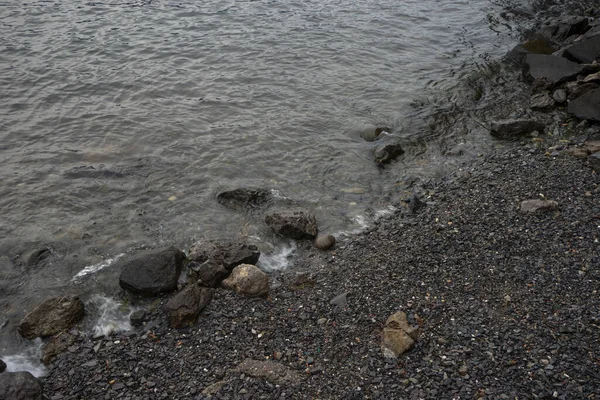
<box><xmin>1</xmin><ymin>0</ymin><xmax>516</xmax><ymax>365</ymax></box>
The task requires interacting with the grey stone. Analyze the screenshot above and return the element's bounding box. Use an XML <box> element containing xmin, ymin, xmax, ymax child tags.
<box><xmin>187</xmin><ymin>261</ymin><xmax>230</xmax><ymax>288</ymax></box>
<box><xmin>0</xmin><ymin>372</ymin><xmax>43</xmax><ymax>400</ymax></box>
<box><xmin>265</xmin><ymin>209</ymin><xmax>318</xmax><ymax>240</ymax></box>
<box><xmin>490</xmin><ymin>119</ymin><xmax>545</xmax><ymax>140</ymax></box>
<box><xmin>163</xmin><ymin>285</ymin><xmax>214</xmax><ymax>328</ymax></box>
<box><xmin>18</xmin><ymin>296</ymin><xmax>84</xmax><ymax>340</ymax></box>
<box><xmin>520</xmin><ymin>199</ymin><xmax>559</xmax><ymax>213</ymax></box>
<box><xmin>568</xmin><ymin>89</ymin><xmax>600</xmax><ymax>121</ymax></box>
<box><xmin>330</xmin><ymin>292</ymin><xmax>348</xmax><ymax>308</ymax></box>
<box><xmin>129</xmin><ymin>310</ymin><xmax>146</xmax><ymax>326</ymax></box>
<box><xmin>118</xmin><ymin>247</ymin><xmax>184</xmax><ymax>296</ymax></box>
<box><xmin>374</xmin><ymin>143</ymin><xmax>404</xmax><ymax>164</ymax></box>
<box><xmin>524</xmin><ymin>54</ymin><xmax>585</xmax><ymax>84</ymax></box>
<box><xmin>530</xmin><ymin>92</ymin><xmax>555</xmax><ymax>111</ymax></box>
<box><xmin>221</xmin><ymin>264</ymin><xmax>269</xmax><ymax>298</ymax></box>
<box><xmin>314</xmin><ymin>235</ymin><xmax>336</xmax><ymax>251</ymax></box>
<box><xmin>563</xmin><ymin>34</ymin><xmax>600</xmax><ymax>64</ymax></box>
<box><xmin>552</xmin><ymin>89</ymin><xmax>568</xmax><ymax>103</ymax></box>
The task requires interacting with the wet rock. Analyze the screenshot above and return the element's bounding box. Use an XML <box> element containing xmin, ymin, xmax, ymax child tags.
<box><xmin>524</xmin><ymin>54</ymin><xmax>584</xmax><ymax>84</ymax></box>
<box><xmin>520</xmin><ymin>199</ymin><xmax>559</xmax><ymax>213</ymax></box>
<box><xmin>187</xmin><ymin>261</ymin><xmax>230</xmax><ymax>288</ymax></box>
<box><xmin>314</xmin><ymin>235</ymin><xmax>335</xmax><ymax>251</ymax></box>
<box><xmin>216</xmin><ymin>188</ymin><xmax>272</xmax><ymax>210</ymax></box>
<box><xmin>589</xmin><ymin>152</ymin><xmax>600</xmax><ymax>172</ymax></box>
<box><xmin>330</xmin><ymin>292</ymin><xmax>348</xmax><ymax>308</ymax></box>
<box><xmin>232</xmin><ymin>359</ymin><xmax>302</xmax><ymax>385</ymax></box>
<box><xmin>24</xmin><ymin>248</ymin><xmax>54</xmax><ymax>269</ymax></box>
<box><xmin>41</xmin><ymin>332</ymin><xmax>76</xmax><ymax>365</ymax></box>
<box><xmin>521</xmin><ymin>36</ymin><xmax>557</xmax><ymax>55</ymax></box>
<box><xmin>567</xmin><ymin>82</ymin><xmax>599</xmax><ymax>100</ymax></box>
<box><xmin>0</xmin><ymin>359</ymin><xmax>5</xmax><ymax>373</ymax></box>
<box><xmin>64</xmin><ymin>166</ymin><xmax>125</xmax><ymax>179</ymax></box>
<box><xmin>18</xmin><ymin>295</ymin><xmax>85</xmax><ymax>340</ymax></box>
<box><xmin>568</xmin><ymin>89</ymin><xmax>600</xmax><ymax>121</ymax></box>
<box><xmin>221</xmin><ymin>264</ymin><xmax>269</xmax><ymax>297</ymax></box>
<box><xmin>374</xmin><ymin>142</ymin><xmax>404</xmax><ymax>164</ymax></box>
<box><xmin>381</xmin><ymin>312</ymin><xmax>418</xmax><ymax>359</ymax></box>
<box><xmin>530</xmin><ymin>92</ymin><xmax>555</xmax><ymax>111</ymax></box>
<box><xmin>265</xmin><ymin>209</ymin><xmax>318</xmax><ymax>240</ymax></box>
<box><xmin>188</xmin><ymin>239</ymin><xmax>260</xmax><ymax>270</ymax></box>
<box><xmin>163</xmin><ymin>285</ymin><xmax>214</xmax><ymax>328</ymax></box>
<box><xmin>118</xmin><ymin>247</ymin><xmax>184</xmax><ymax>296</ymax></box>
<box><xmin>129</xmin><ymin>310</ymin><xmax>146</xmax><ymax>326</ymax></box>
<box><xmin>0</xmin><ymin>371</ymin><xmax>43</xmax><ymax>400</ymax></box>
<box><xmin>490</xmin><ymin>119</ymin><xmax>545</xmax><ymax>140</ymax></box>
<box><xmin>545</xmin><ymin>16</ymin><xmax>589</xmax><ymax>41</ymax></box>
<box><xmin>360</xmin><ymin>125</ymin><xmax>390</xmax><ymax>142</ymax></box>
<box><xmin>563</xmin><ymin>34</ymin><xmax>600</xmax><ymax>64</ymax></box>
<box><xmin>552</xmin><ymin>89</ymin><xmax>567</xmax><ymax>103</ymax></box>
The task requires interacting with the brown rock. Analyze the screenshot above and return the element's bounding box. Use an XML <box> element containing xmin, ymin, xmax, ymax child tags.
<box><xmin>188</xmin><ymin>239</ymin><xmax>260</xmax><ymax>270</ymax></box>
<box><xmin>18</xmin><ymin>296</ymin><xmax>85</xmax><ymax>340</ymax></box>
<box><xmin>163</xmin><ymin>285</ymin><xmax>214</xmax><ymax>328</ymax></box>
<box><xmin>265</xmin><ymin>209</ymin><xmax>318</xmax><ymax>240</ymax></box>
<box><xmin>381</xmin><ymin>312</ymin><xmax>418</xmax><ymax>359</ymax></box>
<box><xmin>314</xmin><ymin>235</ymin><xmax>336</xmax><ymax>251</ymax></box>
<box><xmin>221</xmin><ymin>264</ymin><xmax>269</xmax><ymax>297</ymax></box>
<box><xmin>41</xmin><ymin>332</ymin><xmax>76</xmax><ymax>364</ymax></box>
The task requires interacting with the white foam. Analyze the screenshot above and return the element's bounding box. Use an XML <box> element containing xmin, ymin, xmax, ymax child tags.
<box><xmin>257</xmin><ymin>242</ymin><xmax>297</xmax><ymax>272</ymax></box>
<box><xmin>88</xmin><ymin>295</ymin><xmax>132</xmax><ymax>337</ymax></box>
<box><xmin>72</xmin><ymin>254</ymin><xmax>124</xmax><ymax>280</ymax></box>
<box><xmin>337</xmin><ymin>205</ymin><xmax>398</xmax><ymax>237</ymax></box>
<box><xmin>3</xmin><ymin>339</ymin><xmax>47</xmax><ymax>377</ymax></box>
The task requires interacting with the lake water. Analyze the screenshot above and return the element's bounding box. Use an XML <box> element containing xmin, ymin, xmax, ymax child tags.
<box><xmin>0</xmin><ymin>0</ymin><xmax>518</xmax><ymax>370</ymax></box>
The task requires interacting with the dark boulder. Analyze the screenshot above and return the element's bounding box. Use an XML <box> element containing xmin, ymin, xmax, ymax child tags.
<box><xmin>524</xmin><ymin>54</ymin><xmax>584</xmax><ymax>85</ymax></box>
<box><xmin>568</xmin><ymin>89</ymin><xmax>600</xmax><ymax>121</ymax></box>
<box><xmin>188</xmin><ymin>240</ymin><xmax>260</xmax><ymax>270</ymax></box>
<box><xmin>118</xmin><ymin>247</ymin><xmax>184</xmax><ymax>296</ymax></box>
<box><xmin>18</xmin><ymin>295</ymin><xmax>85</xmax><ymax>339</ymax></box>
<box><xmin>490</xmin><ymin>119</ymin><xmax>545</xmax><ymax>140</ymax></box>
<box><xmin>163</xmin><ymin>285</ymin><xmax>214</xmax><ymax>328</ymax></box>
<box><xmin>129</xmin><ymin>309</ymin><xmax>146</xmax><ymax>326</ymax></box>
<box><xmin>216</xmin><ymin>188</ymin><xmax>272</xmax><ymax>210</ymax></box>
<box><xmin>563</xmin><ymin>34</ymin><xmax>600</xmax><ymax>64</ymax></box>
<box><xmin>0</xmin><ymin>359</ymin><xmax>5</xmax><ymax>373</ymax></box>
<box><xmin>0</xmin><ymin>372</ymin><xmax>43</xmax><ymax>400</ymax></box>
<box><xmin>374</xmin><ymin>143</ymin><xmax>404</xmax><ymax>164</ymax></box>
<box><xmin>265</xmin><ymin>209</ymin><xmax>318</xmax><ymax>240</ymax></box>
<box><xmin>187</xmin><ymin>261</ymin><xmax>230</xmax><ymax>288</ymax></box>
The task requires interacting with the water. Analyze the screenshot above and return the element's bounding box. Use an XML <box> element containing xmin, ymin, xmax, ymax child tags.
<box><xmin>0</xmin><ymin>0</ymin><xmax>520</xmax><ymax>370</ymax></box>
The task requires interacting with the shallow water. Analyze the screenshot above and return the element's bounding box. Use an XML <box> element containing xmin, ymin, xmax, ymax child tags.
<box><xmin>1</xmin><ymin>0</ymin><xmax>518</xmax><ymax>364</ymax></box>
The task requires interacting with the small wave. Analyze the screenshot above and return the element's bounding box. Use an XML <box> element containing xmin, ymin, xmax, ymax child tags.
<box><xmin>72</xmin><ymin>254</ymin><xmax>124</xmax><ymax>280</ymax></box>
<box><xmin>88</xmin><ymin>295</ymin><xmax>132</xmax><ymax>337</ymax></box>
<box><xmin>3</xmin><ymin>339</ymin><xmax>47</xmax><ymax>377</ymax></box>
<box><xmin>257</xmin><ymin>242</ymin><xmax>297</xmax><ymax>272</ymax></box>
<box><xmin>337</xmin><ymin>205</ymin><xmax>397</xmax><ymax>237</ymax></box>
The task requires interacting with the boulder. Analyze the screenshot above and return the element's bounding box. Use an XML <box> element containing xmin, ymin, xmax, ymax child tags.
<box><xmin>524</xmin><ymin>54</ymin><xmax>585</xmax><ymax>84</ymax></box>
<box><xmin>264</xmin><ymin>209</ymin><xmax>318</xmax><ymax>240</ymax></box>
<box><xmin>188</xmin><ymin>240</ymin><xmax>260</xmax><ymax>270</ymax></box>
<box><xmin>216</xmin><ymin>188</ymin><xmax>272</xmax><ymax>210</ymax></box>
<box><xmin>520</xmin><ymin>199</ymin><xmax>559</xmax><ymax>213</ymax></box>
<box><xmin>568</xmin><ymin>89</ymin><xmax>600</xmax><ymax>121</ymax></box>
<box><xmin>381</xmin><ymin>312</ymin><xmax>419</xmax><ymax>359</ymax></box>
<box><xmin>314</xmin><ymin>235</ymin><xmax>336</xmax><ymax>251</ymax></box>
<box><xmin>118</xmin><ymin>247</ymin><xmax>184</xmax><ymax>296</ymax></box>
<box><xmin>41</xmin><ymin>332</ymin><xmax>76</xmax><ymax>364</ymax></box>
<box><xmin>530</xmin><ymin>92</ymin><xmax>555</xmax><ymax>111</ymax></box>
<box><xmin>163</xmin><ymin>285</ymin><xmax>214</xmax><ymax>328</ymax></box>
<box><xmin>0</xmin><ymin>372</ymin><xmax>43</xmax><ymax>400</ymax></box>
<box><xmin>221</xmin><ymin>264</ymin><xmax>269</xmax><ymax>297</ymax></box>
<box><xmin>563</xmin><ymin>34</ymin><xmax>600</xmax><ymax>64</ymax></box>
<box><xmin>374</xmin><ymin>143</ymin><xmax>404</xmax><ymax>164</ymax></box>
<box><xmin>0</xmin><ymin>359</ymin><xmax>5</xmax><ymax>373</ymax></box>
<box><xmin>232</xmin><ymin>359</ymin><xmax>302</xmax><ymax>385</ymax></box>
<box><xmin>490</xmin><ymin>119</ymin><xmax>545</xmax><ymax>140</ymax></box>
<box><xmin>18</xmin><ymin>295</ymin><xmax>85</xmax><ymax>340</ymax></box>
<box><xmin>187</xmin><ymin>261</ymin><xmax>230</xmax><ymax>288</ymax></box>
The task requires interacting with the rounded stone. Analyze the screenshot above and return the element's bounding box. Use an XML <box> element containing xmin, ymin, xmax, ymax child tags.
<box><xmin>314</xmin><ymin>235</ymin><xmax>336</xmax><ymax>251</ymax></box>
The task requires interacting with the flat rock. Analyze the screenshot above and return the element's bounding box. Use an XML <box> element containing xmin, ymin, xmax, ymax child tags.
<box><xmin>163</xmin><ymin>285</ymin><xmax>214</xmax><ymax>328</ymax></box>
<box><xmin>563</xmin><ymin>34</ymin><xmax>600</xmax><ymax>64</ymax></box>
<box><xmin>374</xmin><ymin>143</ymin><xmax>404</xmax><ymax>164</ymax></box>
<box><xmin>18</xmin><ymin>296</ymin><xmax>85</xmax><ymax>340</ymax></box>
<box><xmin>524</xmin><ymin>54</ymin><xmax>584</xmax><ymax>84</ymax></box>
<box><xmin>520</xmin><ymin>199</ymin><xmax>559</xmax><ymax>213</ymax></box>
<box><xmin>216</xmin><ymin>188</ymin><xmax>272</xmax><ymax>210</ymax></box>
<box><xmin>118</xmin><ymin>247</ymin><xmax>184</xmax><ymax>296</ymax></box>
<box><xmin>232</xmin><ymin>359</ymin><xmax>302</xmax><ymax>385</ymax></box>
<box><xmin>568</xmin><ymin>89</ymin><xmax>600</xmax><ymax>121</ymax></box>
<box><xmin>530</xmin><ymin>92</ymin><xmax>555</xmax><ymax>111</ymax></box>
<box><xmin>330</xmin><ymin>292</ymin><xmax>348</xmax><ymax>308</ymax></box>
<box><xmin>265</xmin><ymin>209</ymin><xmax>318</xmax><ymax>240</ymax></box>
<box><xmin>188</xmin><ymin>239</ymin><xmax>260</xmax><ymax>271</ymax></box>
<box><xmin>381</xmin><ymin>312</ymin><xmax>418</xmax><ymax>359</ymax></box>
<box><xmin>221</xmin><ymin>264</ymin><xmax>269</xmax><ymax>298</ymax></box>
<box><xmin>0</xmin><ymin>372</ymin><xmax>43</xmax><ymax>400</ymax></box>
<box><xmin>490</xmin><ymin>119</ymin><xmax>545</xmax><ymax>140</ymax></box>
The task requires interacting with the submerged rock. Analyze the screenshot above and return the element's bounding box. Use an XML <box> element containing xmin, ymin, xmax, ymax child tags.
<box><xmin>563</xmin><ymin>34</ymin><xmax>600</xmax><ymax>64</ymax></box>
<box><xmin>18</xmin><ymin>295</ymin><xmax>85</xmax><ymax>340</ymax></box>
<box><xmin>163</xmin><ymin>285</ymin><xmax>214</xmax><ymax>328</ymax></box>
<box><xmin>265</xmin><ymin>209</ymin><xmax>318</xmax><ymax>240</ymax></box>
<box><xmin>118</xmin><ymin>247</ymin><xmax>184</xmax><ymax>296</ymax></box>
<box><xmin>490</xmin><ymin>119</ymin><xmax>545</xmax><ymax>140</ymax></box>
<box><xmin>314</xmin><ymin>235</ymin><xmax>336</xmax><ymax>251</ymax></box>
<box><xmin>221</xmin><ymin>264</ymin><xmax>269</xmax><ymax>297</ymax></box>
<box><xmin>216</xmin><ymin>188</ymin><xmax>272</xmax><ymax>210</ymax></box>
<box><xmin>568</xmin><ymin>89</ymin><xmax>600</xmax><ymax>121</ymax></box>
<box><xmin>381</xmin><ymin>312</ymin><xmax>419</xmax><ymax>359</ymax></box>
<box><xmin>520</xmin><ymin>199</ymin><xmax>559</xmax><ymax>213</ymax></box>
<box><xmin>188</xmin><ymin>240</ymin><xmax>260</xmax><ymax>271</ymax></box>
<box><xmin>524</xmin><ymin>54</ymin><xmax>584</xmax><ymax>84</ymax></box>
<box><xmin>374</xmin><ymin>143</ymin><xmax>404</xmax><ymax>164</ymax></box>
<box><xmin>0</xmin><ymin>372</ymin><xmax>43</xmax><ymax>400</ymax></box>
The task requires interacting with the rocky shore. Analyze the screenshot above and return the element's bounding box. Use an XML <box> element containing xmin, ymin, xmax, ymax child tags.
<box><xmin>2</xmin><ymin>2</ymin><xmax>600</xmax><ymax>399</ymax></box>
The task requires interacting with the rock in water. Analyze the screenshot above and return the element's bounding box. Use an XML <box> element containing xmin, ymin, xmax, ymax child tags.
<box><xmin>118</xmin><ymin>247</ymin><xmax>184</xmax><ymax>296</ymax></box>
<box><xmin>563</xmin><ymin>34</ymin><xmax>600</xmax><ymax>64</ymax></box>
<box><xmin>216</xmin><ymin>188</ymin><xmax>272</xmax><ymax>210</ymax></box>
<box><xmin>524</xmin><ymin>54</ymin><xmax>584</xmax><ymax>84</ymax></box>
<box><xmin>163</xmin><ymin>285</ymin><xmax>214</xmax><ymax>328</ymax></box>
<box><xmin>520</xmin><ymin>199</ymin><xmax>559</xmax><ymax>213</ymax></box>
<box><xmin>0</xmin><ymin>359</ymin><xmax>5</xmax><ymax>373</ymax></box>
<box><xmin>264</xmin><ymin>209</ymin><xmax>318</xmax><ymax>240</ymax></box>
<box><xmin>0</xmin><ymin>372</ymin><xmax>43</xmax><ymax>400</ymax></box>
<box><xmin>381</xmin><ymin>312</ymin><xmax>419</xmax><ymax>359</ymax></box>
<box><xmin>374</xmin><ymin>143</ymin><xmax>404</xmax><ymax>164</ymax></box>
<box><xmin>18</xmin><ymin>295</ymin><xmax>85</xmax><ymax>340</ymax></box>
<box><xmin>314</xmin><ymin>235</ymin><xmax>336</xmax><ymax>251</ymax></box>
<box><xmin>490</xmin><ymin>119</ymin><xmax>545</xmax><ymax>140</ymax></box>
<box><xmin>188</xmin><ymin>240</ymin><xmax>260</xmax><ymax>270</ymax></box>
<box><xmin>567</xmin><ymin>89</ymin><xmax>600</xmax><ymax>121</ymax></box>
<box><xmin>221</xmin><ymin>264</ymin><xmax>269</xmax><ymax>297</ymax></box>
